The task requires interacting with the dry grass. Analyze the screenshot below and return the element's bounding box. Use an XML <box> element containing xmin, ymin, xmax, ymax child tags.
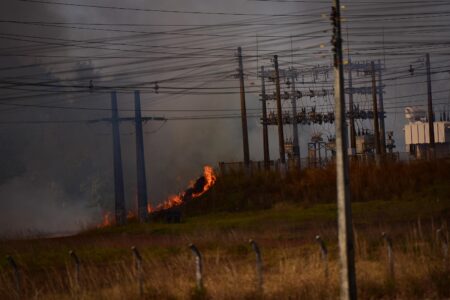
<box><xmin>1</xmin><ymin>219</ymin><xmax>449</xmax><ymax>299</ymax></box>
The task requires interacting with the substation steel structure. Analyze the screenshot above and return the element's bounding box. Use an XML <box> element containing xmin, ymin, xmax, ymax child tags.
<box><xmin>258</xmin><ymin>59</ymin><xmax>386</xmax><ymax>166</ymax></box>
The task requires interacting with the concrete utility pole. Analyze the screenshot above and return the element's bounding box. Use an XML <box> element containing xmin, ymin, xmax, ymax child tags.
<box><xmin>260</xmin><ymin>66</ymin><xmax>270</xmax><ymax>169</ymax></box>
<box><xmin>377</xmin><ymin>60</ymin><xmax>386</xmax><ymax>154</ymax></box>
<box><xmin>290</xmin><ymin>70</ymin><xmax>301</xmax><ymax>166</ymax></box>
<box><xmin>273</xmin><ymin>55</ymin><xmax>286</xmax><ymax>164</ymax></box>
<box><xmin>237</xmin><ymin>47</ymin><xmax>250</xmax><ymax>167</ymax></box>
<box><xmin>134</xmin><ymin>90</ymin><xmax>148</xmax><ymax>222</ymax></box>
<box><xmin>371</xmin><ymin>61</ymin><xmax>382</xmax><ymax>157</ymax></box>
<box><xmin>111</xmin><ymin>92</ymin><xmax>126</xmax><ymax>225</ymax></box>
<box><xmin>331</xmin><ymin>1</ymin><xmax>357</xmax><ymax>299</ymax></box>
<box><xmin>426</xmin><ymin>53</ymin><xmax>435</xmax><ymax>159</ymax></box>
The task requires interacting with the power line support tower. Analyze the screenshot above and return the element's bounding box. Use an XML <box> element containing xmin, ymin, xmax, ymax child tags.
<box><xmin>237</xmin><ymin>47</ymin><xmax>250</xmax><ymax>167</ymax></box>
<box><xmin>273</xmin><ymin>55</ymin><xmax>286</xmax><ymax>164</ymax></box>
<box><xmin>371</xmin><ymin>61</ymin><xmax>382</xmax><ymax>158</ymax></box>
<box><xmin>134</xmin><ymin>90</ymin><xmax>149</xmax><ymax>222</ymax></box>
<box><xmin>290</xmin><ymin>70</ymin><xmax>301</xmax><ymax>168</ymax></box>
<box><xmin>260</xmin><ymin>66</ymin><xmax>270</xmax><ymax>169</ymax></box>
<box><xmin>331</xmin><ymin>1</ymin><xmax>357</xmax><ymax>299</ymax></box>
<box><xmin>111</xmin><ymin>91</ymin><xmax>126</xmax><ymax>225</ymax></box>
<box><xmin>426</xmin><ymin>53</ymin><xmax>435</xmax><ymax>159</ymax></box>
<box><xmin>377</xmin><ymin>60</ymin><xmax>386</xmax><ymax>154</ymax></box>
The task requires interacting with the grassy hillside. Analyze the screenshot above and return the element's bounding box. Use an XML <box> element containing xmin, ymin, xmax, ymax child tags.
<box><xmin>0</xmin><ymin>160</ymin><xmax>449</xmax><ymax>299</ymax></box>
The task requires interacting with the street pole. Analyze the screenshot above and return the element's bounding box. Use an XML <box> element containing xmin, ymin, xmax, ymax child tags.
<box><xmin>377</xmin><ymin>60</ymin><xmax>386</xmax><ymax>154</ymax></box>
<box><xmin>134</xmin><ymin>90</ymin><xmax>148</xmax><ymax>222</ymax></box>
<box><xmin>238</xmin><ymin>47</ymin><xmax>250</xmax><ymax>167</ymax></box>
<box><xmin>331</xmin><ymin>1</ymin><xmax>357</xmax><ymax>299</ymax></box>
<box><xmin>290</xmin><ymin>70</ymin><xmax>301</xmax><ymax>168</ymax></box>
<box><xmin>426</xmin><ymin>53</ymin><xmax>435</xmax><ymax>159</ymax></box>
<box><xmin>371</xmin><ymin>61</ymin><xmax>382</xmax><ymax>158</ymax></box>
<box><xmin>274</xmin><ymin>55</ymin><xmax>286</xmax><ymax>164</ymax></box>
<box><xmin>111</xmin><ymin>91</ymin><xmax>126</xmax><ymax>225</ymax></box>
<box><xmin>260</xmin><ymin>66</ymin><xmax>270</xmax><ymax>169</ymax></box>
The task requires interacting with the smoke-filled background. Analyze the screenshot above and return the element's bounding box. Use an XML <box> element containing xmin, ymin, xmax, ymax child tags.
<box><xmin>0</xmin><ymin>0</ymin><xmax>449</xmax><ymax>236</ymax></box>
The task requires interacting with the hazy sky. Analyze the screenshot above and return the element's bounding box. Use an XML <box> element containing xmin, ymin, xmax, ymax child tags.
<box><xmin>0</xmin><ymin>0</ymin><xmax>449</xmax><ymax>235</ymax></box>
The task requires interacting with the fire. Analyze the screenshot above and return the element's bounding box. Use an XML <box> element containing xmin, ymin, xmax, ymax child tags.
<box><xmin>192</xmin><ymin>165</ymin><xmax>217</xmax><ymax>198</ymax></box>
<box><xmin>152</xmin><ymin>165</ymin><xmax>217</xmax><ymax>212</ymax></box>
<box><xmin>98</xmin><ymin>211</ymin><xmax>114</xmax><ymax>228</ymax></box>
<box><xmin>98</xmin><ymin>166</ymin><xmax>217</xmax><ymax>226</ymax></box>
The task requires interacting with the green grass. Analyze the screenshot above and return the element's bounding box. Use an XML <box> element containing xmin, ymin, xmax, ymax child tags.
<box><xmin>2</xmin><ymin>193</ymin><xmax>449</xmax><ymax>273</ymax></box>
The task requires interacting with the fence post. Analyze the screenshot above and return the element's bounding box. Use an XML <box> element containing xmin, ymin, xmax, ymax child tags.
<box><xmin>249</xmin><ymin>239</ymin><xmax>264</xmax><ymax>293</ymax></box>
<box><xmin>436</xmin><ymin>228</ymin><xmax>449</xmax><ymax>265</ymax></box>
<box><xmin>69</xmin><ymin>250</ymin><xmax>81</xmax><ymax>291</ymax></box>
<box><xmin>6</xmin><ymin>255</ymin><xmax>21</xmax><ymax>298</ymax></box>
<box><xmin>189</xmin><ymin>244</ymin><xmax>204</xmax><ymax>291</ymax></box>
<box><xmin>131</xmin><ymin>246</ymin><xmax>144</xmax><ymax>297</ymax></box>
<box><xmin>382</xmin><ymin>232</ymin><xmax>395</xmax><ymax>281</ymax></box>
<box><xmin>315</xmin><ymin>235</ymin><xmax>329</xmax><ymax>280</ymax></box>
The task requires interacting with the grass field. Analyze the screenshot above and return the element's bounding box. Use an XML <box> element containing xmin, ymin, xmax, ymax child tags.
<box><xmin>1</xmin><ymin>160</ymin><xmax>449</xmax><ymax>299</ymax></box>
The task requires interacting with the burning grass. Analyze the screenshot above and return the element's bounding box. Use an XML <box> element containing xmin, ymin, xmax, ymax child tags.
<box><xmin>1</xmin><ymin>160</ymin><xmax>449</xmax><ymax>299</ymax></box>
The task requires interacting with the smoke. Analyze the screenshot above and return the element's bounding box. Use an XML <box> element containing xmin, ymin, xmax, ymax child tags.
<box><xmin>0</xmin><ymin>175</ymin><xmax>98</xmax><ymax>237</ymax></box>
<box><xmin>2</xmin><ymin>1</ymin><xmax>447</xmax><ymax>236</ymax></box>
<box><xmin>0</xmin><ymin>0</ymin><xmax>273</xmax><ymax>236</ymax></box>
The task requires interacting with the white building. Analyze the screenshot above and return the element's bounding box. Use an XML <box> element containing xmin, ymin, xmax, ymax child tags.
<box><xmin>404</xmin><ymin>107</ymin><xmax>450</xmax><ymax>158</ymax></box>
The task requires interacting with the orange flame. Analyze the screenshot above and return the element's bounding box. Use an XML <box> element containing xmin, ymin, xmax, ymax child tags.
<box><xmin>152</xmin><ymin>165</ymin><xmax>216</xmax><ymax>212</ymax></box>
<box><xmin>98</xmin><ymin>211</ymin><xmax>114</xmax><ymax>228</ymax></box>
<box><xmin>192</xmin><ymin>165</ymin><xmax>217</xmax><ymax>198</ymax></box>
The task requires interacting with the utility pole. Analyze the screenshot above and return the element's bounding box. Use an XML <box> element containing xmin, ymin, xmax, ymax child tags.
<box><xmin>426</xmin><ymin>53</ymin><xmax>435</xmax><ymax>159</ymax></box>
<box><xmin>290</xmin><ymin>70</ymin><xmax>301</xmax><ymax>167</ymax></box>
<box><xmin>347</xmin><ymin>59</ymin><xmax>356</xmax><ymax>154</ymax></box>
<box><xmin>111</xmin><ymin>91</ymin><xmax>126</xmax><ymax>225</ymax></box>
<box><xmin>273</xmin><ymin>55</ymin><xmax>286</xmax><ymax>164</ymax></box>
<box><xmin>331</xmin><ymin>1</ymin><xmax>357</xmax><ymax>299</ymax></box>
<box><xmin>260</xmin><ymin>66</ymin><xmax>270</xmax><ymax>169</ymax></box>
<box><xmin>134</xmin><ymin>90</ymin><xmax>148</xmax><ymax>222</ymax></box>
<box><xmin>377</xmin><ymin>60</ymin><xmax>386</xmax><ymax>154</ymax></box>
<box><xmin>371</xmin><ymin>61</ymin><xmax>382</xmax><ymax>157</ymax></box>
<box><xmin>346</xmin><ymin>30</ymin><xmax>356</xmax><ymax>154</ymax></box>
<box><xmin>237</xmin><ymin>47</ymin><xmax>250</xmax><ymax>167</ymax></box>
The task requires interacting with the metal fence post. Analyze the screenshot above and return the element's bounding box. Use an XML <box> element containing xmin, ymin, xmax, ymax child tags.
<box><xmin>69</xmin><ymin>250</ymin><xmax>81</xmax><ymax>291</ymax></box>
<box><xmin>249</xmin><ymin>239</ymin><xmax>264</xmax><ymax>293</ymax></box>
<box><xmin>189</xmin><ymin>244</ymin><xmax>204</xmax><ymax>290</ymax></box>
<box><xmin>316</xmin><ymin>235</ymin><xmax>329</xmax><ymax>280</ymax></box>
<box><xmin>6</xmin><ymin>255</ymin><xmax>21</xmax><ymax>298</ymax></box>
<box><xmin>382</xmin><ymin>232</ymin><xmax>395</xmax><ymax>281</ymax></box>
<box><xmin>131</xmin><ymin>246</ymin><xmax>144</xmax><ymax>297</ymax></box>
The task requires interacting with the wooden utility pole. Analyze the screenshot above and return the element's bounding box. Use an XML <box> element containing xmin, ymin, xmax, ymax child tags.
<box><xmin>238</xmin><ymin>47</ymin><xmax>250</xmax><ymax>167</ymax></box>
<box><xmin>290</xmin><ymin>70</ymin><xmax>301</xmax><ymax>167</ymax></box>
<box><xmin>371</xmin><ymin>61</ymin><xmax>382</xmax><ymax>157</ymax></box>
<box><xmin>347</xmin><ymin>59</ymin><xmax>356</xmax><ymax>154</ymax></box>
<box><xmin>346</xmin><ymin>29</ymin><xmax>356</xmax><ymax>154</ymax></box>
<box><xmin>377</xmin><ymin>60</ymin><xmax>386</xmax><ymax>154</ymax></box>
<box><xmin>134</xmin><ymin>90</ymin><xmax>148</xmax><ymax>222</ymax></box>
<box><xmin>260</xmin><ymin>66</ymin><xmax>270</xmax><ymax>169</ymax></box>
<box><xmin>273</xmin><ymin>55</ymin><xmax>286</xmax><ymax>164</ymax></box>
<box><xmin>111</xmin><ymin>91</ymin><xmax>126</xmax><ymax>225</ymax></box>
<box><xmin>331</xmin><ymin>1</ymin><xmax>357</xmax><ymax>299</ymax></box>
<box><xmin>426</xmin><ymin>53</ymin><xmax>435</xmax><ymax>159</ymax></box>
